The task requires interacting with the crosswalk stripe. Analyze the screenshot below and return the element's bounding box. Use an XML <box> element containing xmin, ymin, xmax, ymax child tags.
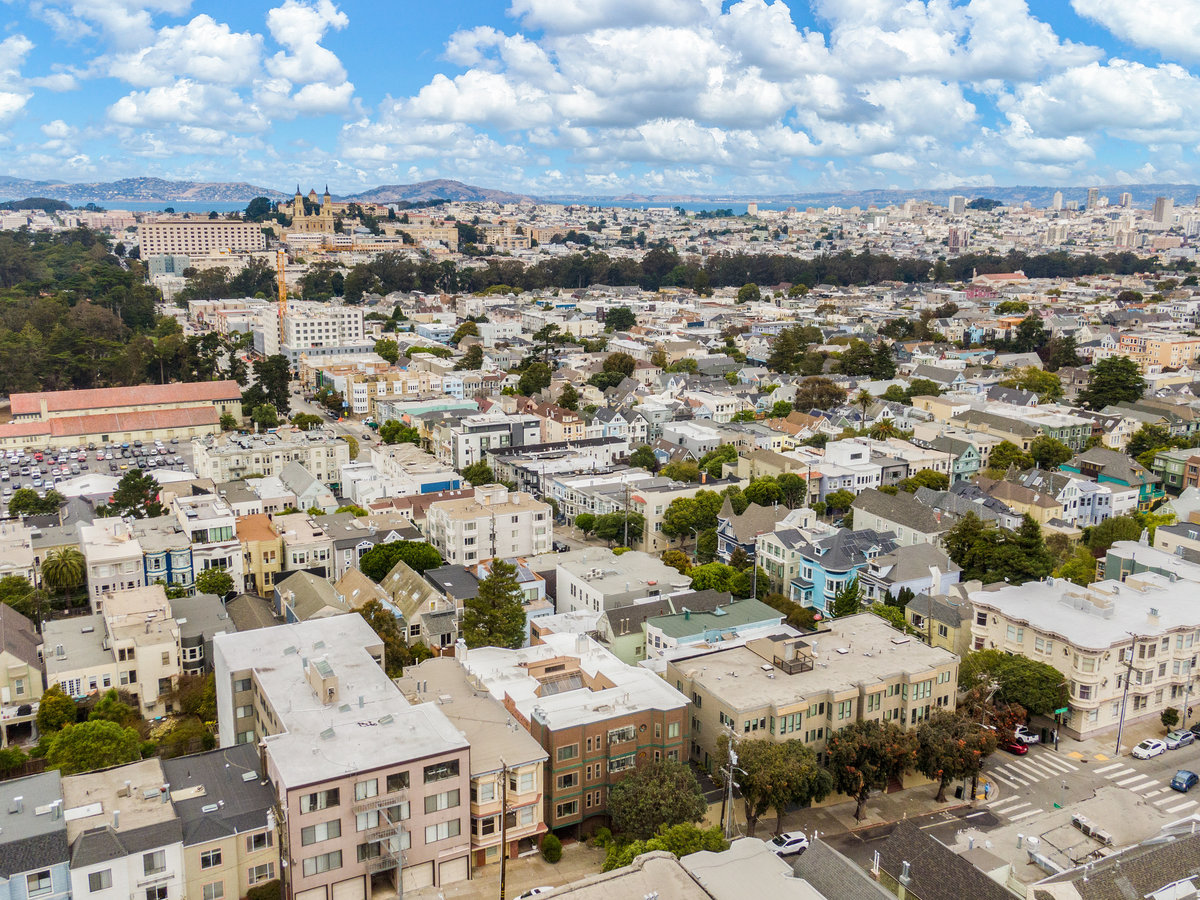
<box><xmin>1016</xmin><ymin>761</ymin><xmax>1060</xmax><ymax>780</ymax></box>
<box><xmin>1104</xmin><ymin>767</ymin><xmax>1136</xmax><ymax>779</ymax></box>
<box><xmin>1154</xmin><ymin>795</ymin><xmax>1181</xmax><ymax>807</ymax></box>
<box><xmin>1166</xmin><ymin>801</ymin><xmax>1198</xmax><ymax>814</ymax></box>
<box><xmin>989</xmin><ymin>799</ymin><xmax>1029</xmax><ymax>812</ymax></box>
<box><xmin>1094</xmin><ymin>762</ymin><xmax>1127</xmax><ymax>774</ymax></box>
<box><xmin>1036</xmin><ymin>755</ymin><xmax>1079</xmax><ymax>773</ymax></box>
<box><xmin>1142</xmin><ymin>789</ymin><xmax>1166</xmax><ymax>798</ymax></box>
<box><xmin>1115</xmin><ymin>775</ymin><xmax>1153</xmax><ymax>787</ymax></box>
<box><xmin>990</xmin><ymin>773</ymin><xmax>1021</xmax><ymax>788</ymax></box>
<box><xmin>1010</xmin><ymin>808</ymin><xmax>1046</xmax><ymax>821</ymax></box>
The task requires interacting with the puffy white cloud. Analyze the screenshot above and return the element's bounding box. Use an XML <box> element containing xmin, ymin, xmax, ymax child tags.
<box><xmin>35</xmin><ymin>0</ymin><xmax>193</xmax><ymax>48</ymax></box>
<box><xmin>107</xmin><ymin>15</ymin><xmax>262</xmax><ymax>87</ymax></box>
<box><xmin>266</xmin><ymin>0</ymin><xmax>348</xmax><ymax>84</ymax></box>
<box><xmin>1072</xmin><ymin>0</ymin><xmax>1200</xmax><ymax>63</ymax></box>
<box><xmin>507</xmin><ymin>0</ymin><xmax>723</xmax><ymax>35</ymax></box>
<box><xmin>0</xmin><ymin>34</ymin><xmax>34</xmax><ymax>124</ymax></box>
<box><xmin>108</xmin><ymin>79</ymin><xmax>267</xmax><ymax>131</ymax></box>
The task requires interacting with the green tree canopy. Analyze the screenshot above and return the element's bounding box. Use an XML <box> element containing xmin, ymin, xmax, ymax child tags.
<box><xmin>461</xmin><ymin>460</ymin><xmax>495</xmax><ymax>486</ymax></box>
<box><xmin>1030</xmin><ymin>435</ymin><xmax>1073</xmax><ymax>469</ymax></box>
<box><xmin>379</xmin><ymin>419</ymin><xmax>421</xmax><ymax>445</ymax></box>
<box><xmin>916</xmin><ymin>709</ymin><xmax>997</xmax><ymax>801</ymax></box>
<box><xmin>1084</xmin><ymin>515</ymin><xmax>1143</xmax><ymax>558</ymax></box>
<box><xmin>630</xmin><ymin>446</ymin><xmax>657</xmax><ymax>471</ymax></box>
<box><xmin>356</xmin><ymin>600</ymin><xmax>424</xmax><ymax>678</ymax></box>
<box><xmin>37</xmin><ymin>684</ymin><xmax>77</xmax><ymax>733</ymax></box>
<box><xmin>557</xmin><ymin>383</ymin><xmax>579</xmax><ymax>411</ymax></box>
<box><xmin>988</xmin><ymin>440</ymin><xmax>1034</xmax><ymax>475</ymax></box>
<box><xmin>832</xmin><ymin>576</ymin><xmax>863</xmax><ymax>617</ymax></box>
<box><xmin>107</xmin><ymin>470</ymin><xmax>163</xmax><ymax>518</ymax></box>
<box><xmin>604</xmin><ymin>307</ymin><xmax>637</xmax><ymax>332</ymax></box>
<box><xmin>593</xmin><ymin>511</ymin><xmax>644</xmax><ymax>546</ymax></box>
<box><xmin>450</xmin><ymin>321</ymin><xmax>479</xmax><ymax>345</ymax></box>
<box><xmin>602</xmin><ymin>824</ymin><xmax>728</xmax><ymax>872</ymax></box>
<box><xmin>825</xmin><ymin>719</ymin><xmax>918</xmax><ymax>820</ymax></box>
<box><xmin>518</xmin><ymin>361</ymin><xmax>553</xmax><ymax>397</ymax></box>
<box><xmin>461</xmin><ymin>559</ymin><xmax>526</xmax><ymax>649</ymax></box>
<box><xmin>608</xmin><ymin>759</ymin><xmax>707</xmax><ymax>840</ymax></box>
<box><xmin>958</xmin><ymin>649</ymin><xmax>1063</xmax><ymax>716</ymax></box>
<box><xmin>1079</xmin><ymin>356</ymin><xmax>1147</xmax><ymax>410</ymax></box>
<box><xmin>358</xmin><ymin>541</ymin><xmax>443</xmax><ymax>581</ymax></box>
<box><xmin>88</xmin><ymin>689</ymin><xmax>141</xmax><ymax>731</ymax></box>
<box><xmin>715</xmin><ymin>736</ymin><xmax>832</xmax><ymax>836</ymax></box>
<box><xmin>194</xmin><ymin>567</ymin><xmax>234</xmax><ymax>597</ymax></box>
<box><xmin>46</xmin><ymin>720</ymin><xmax>142</xmax><ymax>774</ymax></box>
<box><xmin>456</xmin><ymin>344</ymin><xmax>484</xmax><ymax>370</ymax></box>
<box><xmin>8</xmin><ymin>488</ymin><xmax>66</xmax><ymax>517</ymax></box>
<box><xmin>0</xmin><ymin>574</ymin><xmax>35</xmax><ymax>617</ymax></box>
<box><xmin>374</xmin><ymin>338</ymin><xmax>400</xmax><ymax>363</ymax></box>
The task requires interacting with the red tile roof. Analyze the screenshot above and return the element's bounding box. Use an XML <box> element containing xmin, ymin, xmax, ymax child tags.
<box><xmin>11</xmin><ymin>380</ymin><xmax>242</xmax><ymax>417</ymax></box>
<box><xmin>0</xmin><ymin>405</ymin><xmax>219</xmax><ymax>439</ymax></box>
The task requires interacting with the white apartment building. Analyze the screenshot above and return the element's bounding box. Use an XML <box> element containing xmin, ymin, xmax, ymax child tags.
<box><xmin>80</xmin><ymin>519</ymin><xmax>145</xmax><ymax>610</ymax></box>
<box><xmin>425</xmin><ymin>485</ymin><xmax>552</xmax><ymax>565</ymax></box>
<box><xmin>434</xmin><ymin>413</ymin><xmax>542</xmax><ymax>469</ymax></box>
<box><xmin>556</xmin><ymin>550</ymin><xmax>689</xmax><ymax>614</ymax></box>
<box><xmin>969</xmin><ymin>553</ymin><xmax>1200</xmax><ymax>740</ymax></box>
<box><xmin>139</xmin><ymin>220</ymin><xmax>267</xmax><ymax>256</ymax></box>
<box><xmin>341</xmin><ymin>445</ymin><xmax>463</xmax><ymax>505</ymax></box>
<box><xmin>192</xmin><ymin>427</ymin><xmax>350</xmax><ymax>486</ymax></box>
<box><xmin>172</xmin><ymin>495</ymin><xmax>243</xmax><ymax>586</ymax></box>
<box><xmin>261</xmin><ymin>302</ymin><xmax>372</xmax><ymax>365</ymax></box>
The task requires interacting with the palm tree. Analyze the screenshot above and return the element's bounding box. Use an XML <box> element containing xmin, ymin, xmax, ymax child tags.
<box><xmin>869</xmin><ymin>419</ymin><xmax>899</xmax><ymax>440</ymax></box>
<box><xmin>855</xmin><ymin>389</ymin><xmax>873</xmax><ymax>428</ymax></box>
<box><xmin>41</xmin><ymin>547</ymin><xmax>85</xmax><ymax>604</ymax></box>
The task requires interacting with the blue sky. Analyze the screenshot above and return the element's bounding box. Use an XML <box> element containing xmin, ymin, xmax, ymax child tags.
<box><xmin>2</xmin><ymin>0</ymin><xmax>1199</xmax><ymax>195</ymax></box>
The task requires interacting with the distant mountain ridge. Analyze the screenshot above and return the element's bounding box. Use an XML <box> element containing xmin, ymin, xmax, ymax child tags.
<box><xmin>0</xmin><ymin>174</ymin><xmax>1196</xmax><ymax>211</ymax></box>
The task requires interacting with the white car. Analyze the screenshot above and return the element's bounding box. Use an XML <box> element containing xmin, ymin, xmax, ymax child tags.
<box><xmin>770</xmin><ymin>831</ymin><xmax>810</xmax><ymax>856</ymax></box>
<box><xmin>516</xmin><ymin>888</ymin><xmax>556</xmax><ymax>899</ymax></box>
<box><xmin>1132</xmin><ymin>738</ymin><xmax>1168</xmax><ymax>760</ymax></box>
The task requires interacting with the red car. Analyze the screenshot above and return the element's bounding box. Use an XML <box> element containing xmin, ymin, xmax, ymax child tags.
<box><xmin>1002</xmin><ymin>740</ymin><xmax>1028</xmax><ymax>755</ymax></box>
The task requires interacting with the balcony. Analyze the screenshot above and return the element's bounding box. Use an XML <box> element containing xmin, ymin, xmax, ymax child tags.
<box><xmin>365</xmin><ymin>851</ymin><xmax>399</xmax><ymax>874</ymax></box>
<box><xmin>365</xmin><ymin>818</ymin><xmax>405</xmax><ymax>842</ymax></box>
<box><xmin>353</xmin><ymin>792</ymin><xmax>403</xmax><ymax>814</ymax></box>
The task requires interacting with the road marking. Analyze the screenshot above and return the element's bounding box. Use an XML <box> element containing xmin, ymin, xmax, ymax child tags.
<box><xmin>1067</xmin><ymin>751</ymin><xmax>1086</xmax><ymax>759</ymax></box>
<box><xmin>1166</xmin><ymin>801</ymin><xmax>1198</xmax><ymax>814</ymax></box>
<box><xmin>1142</xmin><ymin>789</ymin><xmax>1166</xmax><ymax>799</ymax></box>
<box><xmin>1016</xmin><ymin>760</ymin><xmax>1061</xmax><ymax>780</ymax></box>
<box><xmin>1037</xmin><ymin>755</ymin><xmax>1079</xmax><ymax>773</ymax></box>
<box><xmin>990</xmin><ymin>773</ymin><xmax>1022</xmax><ymax>788</ymax></box>
<box><xmin>990</xmin><ymin>800</ymin><xmax>1029</xmax><ymax>813</ymax></box>
<box><xmin>1094</xmin><ymin>753</ymin><xmax>1110</xmax><ymax>761</ymax></box>
<box><xmin>1010</xmin><ymin>808</ymin><xmax>1046</xmax><ymax>821</ymax></box>
<box><xmin>1116</xmin><ymin>775</ymin><xmax>1154</xmax><ymax>788</ymax></box>
<box><xmin>1104</xmin><ymin>768</ymin><xmax>1137</xmax><ymax>780</ymax></box>
<box><xmin>1094</xmin><ymin>762</ymin><xmax>1126</xmax><ymax>774</ymax></box>
<box><xmin>1154</xmin><ymin>795</ymin><xmax>1182</xmax><ymax>807</ymax></box>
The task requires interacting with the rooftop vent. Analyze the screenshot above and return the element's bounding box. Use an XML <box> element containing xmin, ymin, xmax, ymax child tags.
<box><xmin>241</xmin><ymin>771</ymin><xmax>259</xmax><ymax>782</ymax></box>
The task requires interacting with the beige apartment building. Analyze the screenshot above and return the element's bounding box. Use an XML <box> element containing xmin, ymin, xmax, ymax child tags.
<box><xmin>192</xmin><ymin>428</ymin><xmax>350</xmax><ymax>486</ymax></box>
<box><xmin>666</xmin><ymin>614</ymin><xmax>959</xmax><ymax>771</ymax></box>
<box><xmin>425</xmin><ymin>484</ymin><xmax>552</xmax><ymax>565</ymax></box>
<box><xmin>214</xmin><ymin>616</ymin><xmax>473</xmax><ymax>898</ymax></box>
<box><xmin>968</xmin><ymin>555</ymin><xmax>1200</xmax><ymax>740</ymax></box>
<box><xmin>139</xmin><ymin>220</ymin><xmax>268</xmax><ymax>256</ymax></box>
<box><xmin>398</xmin><ymin>658</ymin><xmax>549</xmax><ymax>869</ymax></box>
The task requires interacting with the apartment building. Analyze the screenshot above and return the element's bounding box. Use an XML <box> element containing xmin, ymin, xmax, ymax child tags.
<box><xmin>63</xmin><ymin>759</ymin><xmax>186</xmax><ymax>900</ymax></box>
<box><xmin>81</xmin><ymin>519</ymin><xmax>146</xmax><ymax>609</ymax></box>
<box><xmin>133</xmin><ymin>518</ymin><xmax>195</xmax><ymax>594</ymax></box>
<box><xmin>262</xmin><ymin>304</ymin><xmax>372</xmax><ymax>366</ymax></box>
<box><xmin>1118</xmin><ymin>333</ymin><xmax>1200</xmax><ymax>370</ymax></box>
<box><xmin>41</xmin><ymin>585</ymin><xmax>184</xmax><ymax>716</ymax></box>
<box><xmin>193</xmin><ymin>428</ymin><xmax>350</xmax><ymax>487</ymax></box>
<box><xmin>425</xmin><ymin>485</ymin><xmax>552</xmax><ymax>565</ymax></box>
<box><xmin>666</xmin><ymin>614</ymin><xmax>959</xmax><ymax>771</ymax></box>
<box><xmin>0</xmin><ymin>604</ymin><xmax>42</xmax><ymax>747</ymax></box>
<box><xmin>161</xmin><ymin>745</ymin><xmax>281</xmax><ymax>900</ymax></box>
<box><xmin>273</xmin><ymin>513</ymin><xmax>334</xmax><ymax>579</ymax></box>
<box><xmin>433</xmin><ymin>413</ymin><xmax>541</xmax><ymax>469</ymax></box>
<box><xmin>338</xmin><ymin>444</ymin><xmax>461</xmax><ymax>506</ymax></box>
<box><xmin>139</xmin><ymin>220</ymin><xmax>267</xmax><ymax>256</ymax></box>
<box><xmin>631</xmin><ymin>477</ymin><xmax>745</xmax><ymax>554</ymax></box>
<box><xmin>397</xmin><ymin>658</ymin><xmax>549</xmax><ymax>869</ymax></box>
<box><xmin>555</xmin><ymin>550</ymin><xmax>689</xmax><ymax>614</ymax></box>
<box><xmin>968</xmin><ymin>548</ymin><xmax>1200</xmax><ymax>739</ymax></box>
<box><xmin>173</xmin><ymin>495</ymin><xmax>243</xmax><ymax>587</ymax></box>
<box><xmin>214</xmin><ymin>616</ymin><xmax>472</xmax><ymax>897</ymax></box>
<box><xmin>0</xmin><ymin>771</ymin><xmax>69</xmax><ymax>900</ymax></box>
<box><xmin>238</xmin><ymin>513</ymin><xmax>283</xmax><ymax>597</ymax></box>
<box><xmin>459</xmin><ymin>633</ymin><xmax>690</xmax><ymax>836</ymax></box>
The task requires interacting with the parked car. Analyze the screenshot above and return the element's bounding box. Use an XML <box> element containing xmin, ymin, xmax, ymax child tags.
<box><xmin>1014</xmin><ymin>725</ymin><xmax>1041</xmax><ymax>745</ymax></box>
<box><xmin>1167</xmin><ymin>730</ymin><xmax>1196</xmax><ymax>749</ymax></box>
<box><xmin>1133</xmin><ymin>739</ymin><xmax>1168</xmax><ymax>760</ymax></box>
<box><xmin>769</xmin><ymin>831</ymin><xmax>810</xmax><ymax>856</ymax></box>
<box><xmin>1001</xmin><ymin>740</ymin><xmax>1029</xmax><ymax>755</ymax></box>
<box><xmin>1171</xmin><ymin>770</ymin><xmax>1199</xmax><ymax>793</ymax></box>
<box><xmin>515</xmin><ymin>889</ymin><xmax>556</xmax><ymax>899</ymax></box>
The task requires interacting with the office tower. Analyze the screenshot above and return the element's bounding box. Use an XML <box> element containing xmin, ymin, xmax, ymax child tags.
<box><xmin>1086</xmin><ymin>187</ymin><xmax>1100</xmax><ymax>210</ymax></box>
<box><xmin>948</xmin><ymin>195</ymin><xmax>966</xmax><ymax>215</ymax></box>
<box><xmin>1051</xmin><ymin>191</ymin><xmax>1063</xmax><ymax>211</ymax></box>
<box><xmin>746</xmin><ymin>201</ymin><xmax>758</xmax><ymax>216</ymax></box>
<box><xmin>1120</xmin><ymin>192</ymin><xmax>1133</xmax><ymax>208</ymax></box>
<box><xmin>948</xmin><ymin>226</ymin><xmax>969</xmax><ymax>251</ymax></box>
<box><xmin>1154</xmin><ymin>196</ymin><xmax>1174</xmax><ymax>224</ymax></box>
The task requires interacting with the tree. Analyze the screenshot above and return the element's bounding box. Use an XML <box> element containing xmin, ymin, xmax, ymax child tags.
<box><xmin>700</xmin><ymin>445</ymin><xmax>737</xmax><ymax>479</ymax></box>
<box><xmin>88</xmin><ymin>689</ymin><xmax>141</xmax><ymax>731</ymax></box>
<box><xmin>456</xmin><ymin>344</ymin><xmax>484</xmax><ymax>370</ymax></box>
<box><xmin>594</xmin><ymin>511</ymin><xmax>645</xmax><ymax>546</ymax></box>
<box><xmin>778</xmin><ymin>473</ymin><xmax>806</xmax><ymax>507</ymax></box>
<box><xmin>8</xmin><ymin>488</ymin><xmax>65</xmax><ymax>516</ymax></box>
<box><xmin>251</xmin><ymin>354</ymin><xmax>291</xmax><ymax>415</ymax></box>
<box><xmin>988</xmin><ymin>440</ymin><xmax>1033</xmax><ymax>474</ymax></box>
<box><xmin>1085</xmin><ymin>515</ymin><xmax>1142</xmax><ymax>558</ymax></box>
<box><xmin>737</xmin><ymin>282</ymin><xmax>761</xmax><ymax>304</ymax></box>
<box><xmin>518</xmin><ymin>361</ymin><xmax>552</xmax><ymax>397</ymax></box>
<box><xmin>916</xmin><ymin>710</ymin><xmax>997</xmax><ymax>802</ymax></box>
<box><xmin>462</xmin><ymin>559</ymin><xmax>526</xmax><ymax>649</ymax></box>
<box><xmin>450</xmin><ymin>321</ymin><xmax>479</xmax><ymax>345</ymax></box>
<box><xmin>715</xmin><ymin>737</ymin><xmax>831</xmax><ymax>837</ymax></box>
<box><xmin>1127</xmin><ymin>424</ymin><xmax>1173</xmax><ymax>459</ymax></box>
<box><xmin>744</xmin><ymin>477</ymin><xmax>783</xmax><ymax>507</ymax></box>
<box><xmin>608</xmin><ymin>758</ymin><xmax>707</xmax><ymax>840</ymax></box>
<box><xmin>1055</xmin><ymin>546</ymin><xmax>1097</xmax><ymax>586</ymax></box>
<box><xmin>602</xmin><ymin>824</ymin><xmax>728</xmax><ymax>872</ymax></box>
<box><xmin>604</xmin><ymin>307</ymin><xmax>637</xmax><ymax>332</ymax></box>
<box><xmin>899</xmin><ymin>469</ymin><xmax>948</xmax><ymax>493</ymax></box>
<box><xmin>661</xmin><ymin>460</ymin><xmax>701</xmax><ymax>483</ymax></box>
<box><xmin>558</xmin><ymin>383</ymin><xmax>579</xmax><ymax>411</ymax></box>
<box><xmin>574</xmin><ymin>512</ymin><xmax>596</xmax><ymax>535</ymax></box>
<box><xmin>37</xmin><ymin>684</ymin><xmax>77</xmax><ymax>733</ymax></box>
<box><xmin>220</xmin><ymin>411</ymin><xmax>239</xmax><ymax>431</ymax></box>
<box><xmin>766</xmin><ymin>324</ymin><xmax>820</xmax><ymax>374</ymax></box>
<box><xmin>195</xmin><ymin>567</ymin><xmax>234</xmax><ymax>597</ymax></box>
<box><xmin>661</xmin><ymin>549</ymin><xmax>691</xmax><ymax>575</ymax></box>
<box><xmin>1030</xmin><ymin>435</ymin><xmax>1072</xmax><ymax>469</ymax></box>
<box><xmin>869</xmin><ymin>419</ymin><xmax>900</xmax><ymax>440</ymax></box>
<box><xmin>957</xmin><ymin>649</ymin><xmax>1063</xmax><ymax>716</ymax></box>
<box><xmin>1079</xmin><ymin>356</ymin><xmax>1146</xmax><ymax>410</ymax></box>
<box><xmin>1042</xmin><ymin>335</ymin><xmax>1081</xmax><ymax>372</ymax></box>
<box><xmin>825</xmin><ymin>719</ymin><xmax>918</xmax><ymax>821</ymax></box>
<box><xmin>46</xmin><ymin>720</ymin><xmax>142</xmax><ymax>774</ymax></box>
<box><xmin>837</xmin><ymin>341</ymin><xmax>876</xmax><ymax>377</ymax></box>
<box><xmin>461</xmin><ymin>461</ymin><xmax>495</xmax><ymax>486</ymax></box>
<box><xmin>374</xmin><ymin>338</ymin><xmax>400</xmax><ymax>363</ymax></box>
<box><xmin>0</xmin><ymin>575</ymin><xmax>35</xmax><ymax>617</ymax></box>
<box><xmin>357</xmin><ymin>600</ymin><xmax>411</xmax><ymax>677</ymax></box>
<box><xmin>871</xmin><ymin>344</ymin><xmax>897</xmax><ymax>379</ymax></box>
<box><xmin>769</xmin><ymin>400</ymin><xmax>793</xmax><ymax>418</ymax></box>
<box><xmin>336</xmin><ymin>504</ymin><xmax>368</xmax><ymax>517</ymax></box>
<box><xmin>1162</xmin><ymin>707</ymin><xmax>1181</xmax><ymax>730</ymax></box>
<box><xmin>541</xmin><ymin>833</ymin><xmax>562</xmax><ymax>863</ymax></box>
<box><xmin>251</xmin><ymin>404</ymin><xmax>279</xmax><ymax>431</ymax></box>
<box><xmin>689</xmin><ymin>562</ymin><xmax>738</xmax><ymax>593</ymax></box>
<box><xmin>603</xmin><ymin>351</ymin><xmax>637</xmax><ymax>379</ymax></box>
<box><xmin>1011</xmin><ymin>313</ymin><xmax>1048</xmax><ymax>353</ymax></box>
<box><xmin>832</xmin><ymin>577</ymin><xmax>863</xmax><ymax>617</ymax></box>
<box><xmin>379</xmin><ymin>419</ymin><xmax>420</xmax><ymax>445</ymax></box>
<box><xmin>661</xmin><ymin>491</ymin><xmax>723</xmax><ymax>547</ymax></box>
<box><xmin>358</xmin><ymin>541</ymin><xmax>443</xmax><ymax>581</ymax></box>
<box><xmin>794</xmin><ymin>377</ymin><xmax>846</xmax><ymax>411</ymax></box>
<box><xmin>630</xmin><ymin>446</ymin><xmax>657</xmax><ymax>471</ymax></box>
<box><xmin>824</xmin><ymin>489</ymin><xmax>855</xmax><ymax>513</ymax></box>
<box><xmin>1001</xmin><ymin>366</ymin><xmax>1063</xmax><ymax>402</ymax></box>
<box><xmin>41</xmin><ymin>546</ymin><xmax>85</xmax><ymax>599</ymax></box>
<box><xmin>108</xmin><ymin>470</ymin><xmax>163</xmax><ymax>518</ymax></box>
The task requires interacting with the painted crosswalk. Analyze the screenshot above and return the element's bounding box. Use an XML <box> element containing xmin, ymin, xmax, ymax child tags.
<box><xmin>1094</xmin><ymin>762</ymin><xmax>1128</xmax><ymax>774</ymax></box>
<box><xmin>987</xmin><ymin>751</ymin><xmax>1079</xmax><ymax>788</ymax></box>
<box><xmin>987</xmin><ymin>796</ymin><xmax>1047</xmax><ymax>820</ymax></box>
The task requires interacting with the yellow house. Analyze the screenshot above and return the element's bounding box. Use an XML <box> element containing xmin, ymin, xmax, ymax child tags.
<box><xmin>237</xmin><ymin>514</ymin><xmax>283</xmax><ymax>597</ymax></box>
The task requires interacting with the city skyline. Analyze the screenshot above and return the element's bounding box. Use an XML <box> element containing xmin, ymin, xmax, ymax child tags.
<box><xmin>2</xmin><ymin>0</ymin><xmax>1199</xmax><ymax>195</ymax></box>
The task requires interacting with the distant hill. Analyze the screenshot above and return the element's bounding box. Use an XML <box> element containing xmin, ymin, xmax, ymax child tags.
<box><xmin>346</xmin><ymin>179</ymin><xmax>532</xmax><ymax>204</ymax></box>
<box><xmin>0</xmin><ymin>197</ymin><xmax>72</xmax><ymax>212</ymax></box>
<box><xmin>0</xmin><ymin>176</ymin><xmax>289</xmax><ymax>204</ymax></box>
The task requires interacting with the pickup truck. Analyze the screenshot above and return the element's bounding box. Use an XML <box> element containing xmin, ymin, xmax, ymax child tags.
<box><xmin>1014</xmin><ymin>724</ymin><xmax>1041</xmax><ymax>745</ymax></box>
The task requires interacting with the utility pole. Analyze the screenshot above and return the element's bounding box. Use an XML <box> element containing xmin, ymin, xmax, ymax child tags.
<box><xmin>1115</xmin><ymin>633</ymin><xmax>1138</xmax><ymax>757</ymax></box>
<box><xmin>498</xmin><ymin>759</ymin><xmax>509</xmax><ymax>900</ymax></box>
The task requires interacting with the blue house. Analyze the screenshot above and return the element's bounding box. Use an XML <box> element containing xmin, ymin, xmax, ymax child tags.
<box><xmin>0</xmin><ymin>771</ymin><xmax>69</xmax><ymax>900</ymax></box>
<box><xmin>135</xmin><ymin>519</ymin><xmax>194</xmax><ymax>593</ymax></box>
<box><xmin>788</xmin><ymin>528</ymin><xmax>898</xmax><ymax>615</ymax></box>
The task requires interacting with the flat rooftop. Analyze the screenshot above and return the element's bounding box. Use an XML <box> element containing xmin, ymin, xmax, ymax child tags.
<box><xmin>62</xmin><ymin>758</ymin><xmax>173</xmax><ymax>842</ymax></box>
<box><xmin>214</xmin><ymin>616</ymin><xmax>468</xmax><ymax>789</ymax></box>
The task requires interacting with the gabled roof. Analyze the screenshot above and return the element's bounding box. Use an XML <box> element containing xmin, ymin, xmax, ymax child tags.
<box><xmin>717</xmin><ymin>501</ymin><xmax>794</xmax><ymax>544</ymax></box>
<box><xmin>852</xmin><ymin>488</ymin><xmax>952</xmax><ymax>535</ymax></box>
<box><xmin>875</xmin><ymin>820</ymin><xmax>1013</xmax><ymax>900</ymax></box>
<box><xmin>0</xmin><ymin>602</ymin><xmax>42</xmax><ymax>671</ymax></box>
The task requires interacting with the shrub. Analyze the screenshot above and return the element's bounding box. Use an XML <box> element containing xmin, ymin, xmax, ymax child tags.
<box><xmin>541</xmin><ymin>833</ymin><xmax>563</xmax><ymax>863</ymax></box>
<box><xmin>247</xmin><ymin>880</ymin><xmax>281</xmax><ymax>900</ymax></box>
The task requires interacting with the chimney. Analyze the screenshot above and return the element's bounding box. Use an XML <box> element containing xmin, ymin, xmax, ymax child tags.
<box><xmin>113</xmin><ymin>809</ymin><xmax>120</xmax><ymax>829</ymax></box>
<box><xmin>161</xmin><ymin>784</ymin><xmax>170</xmax><ymax>803</ymax></box>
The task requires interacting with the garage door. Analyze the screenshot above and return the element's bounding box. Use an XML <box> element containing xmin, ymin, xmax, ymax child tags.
<box><xmin>296</xmin><ymin>888</ymin><xmax>325</xmax><ymax>900</ymax></box>
<box><xmin>332</xmin><ymin>876</ymin><xmax>365</xmax><ymax>900</ymax></box>
<box><xmin>439</xmin><ymin>857</ymin><xmax>469</xmax><ymax>885</ymax></box>
<box><xmin>402</xmin><ymin>862</ymin><xmax>434</xmax><ymax>892</ymax></box>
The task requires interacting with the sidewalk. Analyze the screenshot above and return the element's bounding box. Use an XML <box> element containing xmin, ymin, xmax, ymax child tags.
<box><xmin>405</xmin><ymin>843</ymin><xmax>607</xmax><ymax>900</ymax></box>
